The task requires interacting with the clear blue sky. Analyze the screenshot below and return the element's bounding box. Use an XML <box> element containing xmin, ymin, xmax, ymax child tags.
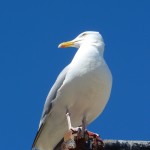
<box><xmin>0</xmin><ymin>0</ymin><xmax>150</xmax><ymax>150</ymax></box>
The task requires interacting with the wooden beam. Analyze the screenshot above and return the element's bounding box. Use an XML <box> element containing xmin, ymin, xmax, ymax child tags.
<box><xmin>54</xmin><ymin>139</ymin><xmax>150</xmax><ymax>150</ymax></box>
<box><xmin>104</xmin><ymin>140</ymin><xmax>150</xmax><ymax>150</ymax></box>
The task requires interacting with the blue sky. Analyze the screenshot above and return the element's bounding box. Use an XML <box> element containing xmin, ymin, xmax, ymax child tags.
<box><xmin>0</xmin><ymin>0</ymin><xmax>150</xmax><ymax>149</ymax></box>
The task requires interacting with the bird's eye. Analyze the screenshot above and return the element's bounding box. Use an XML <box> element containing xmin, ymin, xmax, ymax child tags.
<box><xmin>82</xmin><ymin>33</ymin><xmax>87</xmax><ymax>37</ymax></box>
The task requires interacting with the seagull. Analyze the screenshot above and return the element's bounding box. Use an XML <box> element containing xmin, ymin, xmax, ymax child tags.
<box><xmin>32</xmin><ymin>31</ymin><xmax>112</xmax><ymax>150</ymax></box>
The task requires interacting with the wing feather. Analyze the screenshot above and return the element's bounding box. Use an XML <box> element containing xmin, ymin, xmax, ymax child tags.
<box><xmin>32</xmin><ymin>65</ymin><xmax>70</xmax><ymax>148</ymax></box>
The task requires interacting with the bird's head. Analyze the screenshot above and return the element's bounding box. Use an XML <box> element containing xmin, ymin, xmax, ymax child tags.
<box><xmin>58</xmin><ymin>31</ymin><xmax>104</xmax><ymax>48</ymax></box>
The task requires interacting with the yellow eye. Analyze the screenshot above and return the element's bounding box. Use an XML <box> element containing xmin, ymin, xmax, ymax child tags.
<box><xmin>82</xmin><ymin>33</ymin><xmax>87</xmax><ymax>37</ymax></box>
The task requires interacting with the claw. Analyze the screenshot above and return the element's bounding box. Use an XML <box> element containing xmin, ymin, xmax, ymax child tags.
<box><xmin>64</xmin><ymin>112</ymin><xmax>104</xmax><ymax>149</ymax></box>
<box><xmin>71</xmin><ymin>127</ymin><xmax>82</xmax><ymax>132</ymax></box>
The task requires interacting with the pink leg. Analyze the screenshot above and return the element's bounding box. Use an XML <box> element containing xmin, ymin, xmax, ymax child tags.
<box><xmin>66</xmin><ymin>113</ymin><xmax>72</xmax><ymax>130</ymax></box>
<box><xmin>82</xmin><ymin>117</ymin><xmax>87</xmax><ymax>137</ymax></box>
<box><xmin>66</xmin><ymin>112</ymin><xmax>82</xmax><ymax>131</ymax></box>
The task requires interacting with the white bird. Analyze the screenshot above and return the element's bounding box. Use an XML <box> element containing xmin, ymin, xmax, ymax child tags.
<box><xmin>32</xmin><ymin>31</ymin><xmax>112</xmax><ymax>150</ymax></box>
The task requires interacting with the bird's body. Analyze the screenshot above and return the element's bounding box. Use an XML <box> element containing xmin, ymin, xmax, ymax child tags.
<box><xmin>32</xmin><ymin>31</ymin><xmax>112</xmax><ymax>150</ymax></box>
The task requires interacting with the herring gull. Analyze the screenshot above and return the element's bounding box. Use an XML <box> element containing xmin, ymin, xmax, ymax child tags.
<box><xmin>32</xmin><ymin>31</ymin><xmax>112</xmax><ymax>150</ymax></box>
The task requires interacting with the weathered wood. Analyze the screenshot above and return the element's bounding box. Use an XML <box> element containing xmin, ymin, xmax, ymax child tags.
<box><xmin>104</xmin><ymin>140</ymin><xmax>150</xmax><ymax>150</ymax></box>
<box><xmin>54</xmin><ymin>139</ymin><xmax>150</xmax><ymax>150</ymax></box>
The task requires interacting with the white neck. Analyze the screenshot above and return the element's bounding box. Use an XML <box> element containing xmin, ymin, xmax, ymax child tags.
<box><xmin>70</xmin><ymin>42</ymin><xmax>105</xmax><ymax>69</ymax></box>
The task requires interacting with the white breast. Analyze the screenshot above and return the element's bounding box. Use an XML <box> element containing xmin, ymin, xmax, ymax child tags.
<box><xmin>58</xmin><ymin>44</ymin><xmax>112</xmax><ymax>126</ymax></box>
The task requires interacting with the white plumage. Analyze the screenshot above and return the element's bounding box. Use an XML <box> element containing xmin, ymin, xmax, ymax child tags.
<box><xmin>32</xmin><ymin>31</ymin><xmax>112</xmax><ymax>150</ymax></box>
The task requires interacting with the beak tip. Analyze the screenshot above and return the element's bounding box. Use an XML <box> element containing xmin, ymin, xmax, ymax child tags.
<box><xmin>58</xmin><ymin>44</ymin><xmax>63</xmax><ymax>48</ymax></box>
<box><xmin>58</xmin><ymin>41</ymin><xmax>74</xmax><ymax>48</ymax></box>
<box><xmin>58</xmin><ymin>44</ymin><xmax>60</xmax><ymax>48</ymax></box>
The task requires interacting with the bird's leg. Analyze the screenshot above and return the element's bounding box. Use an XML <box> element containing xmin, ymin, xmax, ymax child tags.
<box><xmin>66</xmin><ymin>112</ymin><xmax>82</xmax><ymax>131</ymax></box>
<box><xmin>63</xmin><ymin>113</ymin><xmax>76</xmax><ymax>149</ymax></box>
<box><xmin>81</xmin><ymin>117</ymin><xmax>87</xmax><ymax>137</ymax></box>
<box><xmin>64</xmin><ymin>113</ymin><xmax>104</xmax><ymax>149</ymax></box>
<box><xmin>66</xmin><ymin>113</ymin><xmax>87</xmax><ymax>137</ymax></box>
<box><xmin>66</xmin><ymin>112</ymin><xmax>72</xmax><ymax>130</ymax></box>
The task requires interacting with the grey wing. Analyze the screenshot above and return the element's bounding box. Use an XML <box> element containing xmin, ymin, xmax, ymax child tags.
<box><xmin>32</xmin><ymin>65</ymin><xmax>70</xmax><ymax>148</ymax></box>
<box><xmin>39</xmin><ymin>65</ymin><xmax>70</xmax><ymax>127</ymax></box>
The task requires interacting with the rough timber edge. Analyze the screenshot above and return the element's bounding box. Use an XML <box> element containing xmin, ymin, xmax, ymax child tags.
<box><xmin>54</xmin><ymin>139</ymin><xmax>150</xmax><ymax>150</ymax></box>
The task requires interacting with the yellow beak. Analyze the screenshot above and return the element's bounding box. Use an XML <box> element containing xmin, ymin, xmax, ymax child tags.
<box><xmin>58</xmin><ymin>41</ymin><xmax>74</xmax><ymax>48</ymax></box>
